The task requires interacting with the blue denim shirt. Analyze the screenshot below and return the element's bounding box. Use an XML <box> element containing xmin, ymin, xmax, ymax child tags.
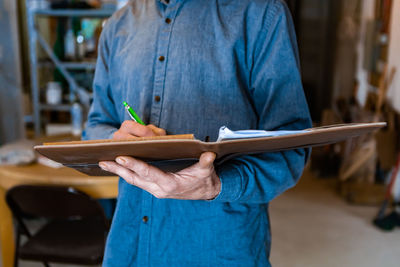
<box><xmin>83</xmin><ymin>0</ymin><xmax>311</xmax><ymax>266</ymax></box>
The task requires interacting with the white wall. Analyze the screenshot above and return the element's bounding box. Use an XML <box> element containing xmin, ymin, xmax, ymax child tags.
<box><xmin>387</xmin><ymin>0</ymin><xmax>400</xmax><ymax>112</ymax></box>
<box><xmin>355</xmin><ymin>0</ymin><xmax>376</xmax><ymax>107</ymax></box>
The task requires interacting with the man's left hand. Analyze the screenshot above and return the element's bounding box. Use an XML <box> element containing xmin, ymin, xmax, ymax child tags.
<box><xmin>99</xmin><ymin>152</ymin><xmax>221</xmax><ymax>200</ymax></box>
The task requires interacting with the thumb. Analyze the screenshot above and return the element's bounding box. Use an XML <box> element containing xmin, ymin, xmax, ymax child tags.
<box><xmin>198</xmin><ymin>152</ymin><xmax>216</xmax><ymax>169</ymax></box>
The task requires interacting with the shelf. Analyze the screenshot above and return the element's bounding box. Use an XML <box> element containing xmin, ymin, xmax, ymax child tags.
<box><xmin>32</xmin><ymin>8</ymin><xmax>115</xmax><ymax>17</ymax></box>
<box><xmin>39</xmin><ymin>61</ymin><xmax>97</xmax><ymax>70</ymax></box>
<box><xmin>40</xmin><ymin>104</ymin><xmax>72</xmax><ymax>112</ymax></box>
<box><xmin>61</xmin><ymin>62</ymin><xmax>97</xmax><ymax>70</ymax></box>
<box><xmin>26</xmin><ymin>2</ymin><xmax>115</xmax><ymax>136</ymax></box>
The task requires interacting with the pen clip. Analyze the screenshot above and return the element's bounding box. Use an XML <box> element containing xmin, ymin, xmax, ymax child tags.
<box><xmin>125</xmin><ymin>106</ymin><xmax>137</xmax><ymax>122</ymax></box>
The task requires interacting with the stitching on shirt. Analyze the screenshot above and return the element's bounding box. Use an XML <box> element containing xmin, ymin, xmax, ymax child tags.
<box><xmin>156</xmin><ymin>2</ymin><xmax>185</xmax><ymax>126</ymax></box>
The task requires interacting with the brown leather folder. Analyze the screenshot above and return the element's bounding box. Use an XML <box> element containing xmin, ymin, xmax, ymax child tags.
<box><xmin>34</xmin><ymin>122</ymin><xmax>386</xmax><ymax>176</ymax></box>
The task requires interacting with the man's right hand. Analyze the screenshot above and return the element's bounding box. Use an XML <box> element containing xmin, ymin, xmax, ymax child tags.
<box><xmin>113</xmin><ymin>120</ymin><xmax>166</xmax><ymax>140</ymax></box>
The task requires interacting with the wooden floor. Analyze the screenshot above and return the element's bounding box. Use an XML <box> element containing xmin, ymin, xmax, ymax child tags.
<box><xmin>2</xmin><ymin>169</ymin><xmax>400</xmax><ymax>267</ymax></box>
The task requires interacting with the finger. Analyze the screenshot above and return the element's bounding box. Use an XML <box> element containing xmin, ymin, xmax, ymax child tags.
<box><xmin>113</xmin><ymin>130</ymin><xmax>137</xmax><ymax>140</ymax></box>
<box><xmin>99</xmin><ymin>161</ymin><xmax>158</xmax><ymax>191</ymax></box>
<box><xmin>147</xmin><ymin>124</ymin><xmax>167</xmax><ymax>136</ymax></box>
<box><xmin>198</xmin><ymin>152</ymin><xmax>216</xmax><ymax>169</ymax></box>
<box><xmin>115</xmin><ymin>157</ymin><xmax>179</xmax><ymax>198</ymax></box>
<box><xmin>115</xmin><ymin>156</ymin><xmax>167</xmax><ymax>181</ymax></box>
<box><xmin>120</xmin><ymin>120</ymin><xmax>155</xmax><ymax>137</ymax></box>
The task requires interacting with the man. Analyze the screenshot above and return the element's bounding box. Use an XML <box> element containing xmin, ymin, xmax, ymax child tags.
<box><xmin>83</xmin><ymin>0</ymin><xmax>312</xmax><ymax>266</ymax></box>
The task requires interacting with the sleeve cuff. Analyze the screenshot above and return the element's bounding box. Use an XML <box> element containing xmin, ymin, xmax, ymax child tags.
<box><xmin>82</xmin><ymin>125</ymin><xmax>118</xmax><ymax>140</ymax></box>
<box><xmin>212</xmin><ymin>164</ymin><xmax>243</xmax><ymax>202</ymax></box>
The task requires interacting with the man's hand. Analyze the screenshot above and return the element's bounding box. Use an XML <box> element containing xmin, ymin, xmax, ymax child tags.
<box><xmin>113</xmin><ymin>120</ymin><xmax>166</xmax><ymax>140</ymax></box>
<box><xmin>98</xmin><ymin>152</ymin><xmax>221</xmax><ymax>200</ymax></box>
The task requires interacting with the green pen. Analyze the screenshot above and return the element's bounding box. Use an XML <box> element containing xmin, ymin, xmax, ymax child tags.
<box><xmin>123</xmin><ymin>101</ymin><xmax>145</xmax><ymax>125</ymax></box>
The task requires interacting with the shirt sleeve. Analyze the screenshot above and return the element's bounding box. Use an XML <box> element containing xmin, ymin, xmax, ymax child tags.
<box><xmin>213</xmin><ymin>0</ymin><xmax>312</xmax><ymax>204</ymax></box>
<box><xmin>82</xmin><ymin>23</ymin><xmax>120</xmax><ymax>141</ymax></box>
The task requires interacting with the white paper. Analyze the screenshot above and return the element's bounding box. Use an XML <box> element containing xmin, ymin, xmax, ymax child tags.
<box><xmin>217</xmin><ymin>126</ymin><xmax>308</xmax><ymax>142</ymax></box>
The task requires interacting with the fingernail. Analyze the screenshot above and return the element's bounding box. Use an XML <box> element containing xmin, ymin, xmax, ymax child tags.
<box><xmin>116</xmin><ymin>157</ymin><xmax>126</xmax><ymax>165</ymax></box>
<box><xmin>99</xmin><ymin>162</ymin><xmax>109</xmax><ymax>171</ymax></box>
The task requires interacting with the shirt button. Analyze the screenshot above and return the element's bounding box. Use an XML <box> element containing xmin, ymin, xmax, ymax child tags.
<box><xmin>158</xmin><ymin>56</ymin><xmax>165</xmax><ymax>62</ymax></box>
<box><xmin>154</xmin><ymin>95</ymin><xmax>161</xmax><ymax>102</ymax></box>
<box><xmin>142</xmin><ymin>216</ymin><xmax>149</xmax><ymax>223</ymax></box>
<box><xmin>165</xmin><ymin>18</ymin><xmax>172</xmax><ymax>24</ymax></box>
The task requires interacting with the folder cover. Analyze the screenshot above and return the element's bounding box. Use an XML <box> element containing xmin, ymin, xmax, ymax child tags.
<box><xmin>34</xmin><ymin>122</ymin><xmax>386</xmax><ymax>176</ymax></box>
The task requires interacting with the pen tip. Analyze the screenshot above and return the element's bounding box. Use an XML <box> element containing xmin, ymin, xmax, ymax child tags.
<box><xmin>123</xmin><ymin>101</ymin><xmax>128</xmax><ymax>107</ymax></box>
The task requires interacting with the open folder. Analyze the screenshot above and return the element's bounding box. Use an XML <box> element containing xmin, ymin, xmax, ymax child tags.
<box><xmin>34</xmin><ymin>122</ymin><xmax>386</xmax><ymax>176</ymax></box>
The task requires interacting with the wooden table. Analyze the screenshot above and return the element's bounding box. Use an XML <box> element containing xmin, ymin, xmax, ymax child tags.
<box><xmin>0</xmin><ymin>163</ymin><xmax>118</xmax><ymax>267</ymax></box>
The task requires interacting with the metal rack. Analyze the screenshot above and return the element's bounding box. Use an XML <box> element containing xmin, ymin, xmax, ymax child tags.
<box><xmin>26</xmin><ymin>1</ymin><xmax>115</xmax><ymax>136</ymax></box>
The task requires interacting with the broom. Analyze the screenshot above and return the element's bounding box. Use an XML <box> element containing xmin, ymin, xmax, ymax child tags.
<box><xmin>373</xmin><ymin>153</ymin><xmax>400</xmax><ymax>230</ymax></box>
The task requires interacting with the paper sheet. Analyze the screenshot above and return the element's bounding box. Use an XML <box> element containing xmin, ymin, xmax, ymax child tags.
<box><xmin>217</xmin><ymin>126</ymin><xmax>308</xmax><ymax>142</ymax></box>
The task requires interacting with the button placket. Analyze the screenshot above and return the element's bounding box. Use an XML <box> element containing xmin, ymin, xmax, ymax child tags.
<box><xmin>137</xmin><ymin>191</ymin><xmax>153</xmax><ymax>266</ymax></box>
<box><xmin>150</xmin><ymin>5</ymin><xmax>179</xmax><ymax>126</ymax></box>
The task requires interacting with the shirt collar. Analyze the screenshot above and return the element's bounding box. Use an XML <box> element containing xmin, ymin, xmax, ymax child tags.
<box><xmin>159</xmin><ymin>0</ymin><xmax>184</xmax><ymax>5</ymax></box>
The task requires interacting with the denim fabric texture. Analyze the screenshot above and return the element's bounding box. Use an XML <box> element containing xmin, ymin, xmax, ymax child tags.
<box><xmin>83</xmin><ymin>0</ymin><xmax>312</xmax><ymax>266</ymax></box>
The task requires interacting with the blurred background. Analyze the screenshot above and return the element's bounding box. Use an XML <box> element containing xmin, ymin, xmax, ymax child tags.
<box><xmin>0</xmin><ymin>0</ymin><xmax>399</xmax><ymax>266</ymax></box>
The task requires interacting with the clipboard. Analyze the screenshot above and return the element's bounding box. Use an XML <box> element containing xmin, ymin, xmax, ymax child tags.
<box><xmin>34</xmin><ymin>122</ymin><xmax>386</xmax><ymax>176</ymax></box>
